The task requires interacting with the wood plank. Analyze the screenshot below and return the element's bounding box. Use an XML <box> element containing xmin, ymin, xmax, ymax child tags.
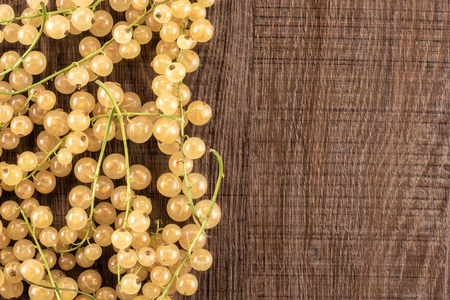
<box><xmin>248</xmin><ymin>0</ymin><xmax>449</xmax><ymax>299</ymax></box>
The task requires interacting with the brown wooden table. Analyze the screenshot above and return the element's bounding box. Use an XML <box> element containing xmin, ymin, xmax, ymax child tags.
<box><xmin>1</xmin><ymin>0</ymin><xmax>449</xmax><ymax>299</ymax></box>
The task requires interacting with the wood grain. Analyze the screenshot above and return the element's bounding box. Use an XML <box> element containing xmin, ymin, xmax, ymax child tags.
<box><xmin>249</xmin><ymin>0</ymin><xmax>449</xmax><ymax>299</ymax></box>
<box><xmin>0</xmin><ymin>0</ymin><xmax>449</xmax><ymax>299</ymax></box>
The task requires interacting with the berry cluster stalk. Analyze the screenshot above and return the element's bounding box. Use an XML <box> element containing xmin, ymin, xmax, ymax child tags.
<box><xmin>13</xmin><ymin>263</ymin><xmax>95</xmax><ymax>299</ymax></box>
<box><xmin>57</xmin><ymin>107</ymin><xmax>116</xmax><ymax>254</ymax></box>
<box><xmin>94</xmin><ymin>80</ymin><xmax>133</xmax><ymax>229</ymax></box>
<box><xmin>17</xmin><ymin>206</ymin><xmax>63</xmax><ymax>300</ymax></box>
<box><xmin>176</xmin><ymin>81</ymin><xmax>202</xmax><ymax>225</ymax></box>
<box><xmin>0</xmin><ymin>91</ymin><xmax>36</xmax><ymax>129</ymax></box>
<box><xmin>159</xmin><ymin>54</ymin><xmax>225</xmax><ymax>295</ymax></box>
<box><xmin>160</xmin><ymin>149</ymin><xmax>224</xmax><ymax>297</ymax></box>
<box><xmin>0</xmin><ymin>3</ymin><xmax>47</xmax><ymax>78</ymax></box>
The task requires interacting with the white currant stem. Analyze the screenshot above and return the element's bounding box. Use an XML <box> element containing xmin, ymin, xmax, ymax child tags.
<box><xmin>117</xmin><ymin>265</ymin><xmax>122</xmax><ymax>287</ymax></box>
<box><xmin>0</xmin><ymin>91</ymin><xmax>35</xmax><ymax>129</ymax></box>
<box><xmin>17</xmin><ymin>206</ymin><xmax>63</xmax><ymax>300</ymax></box>
<box><xmin>91</xmin><ymin>112</ymin><xmax>182</xmax><ymax>122</ymax></box>
<box><xmin>160</xmin><ymin>149</ymin><xmax>224</xmax><ymax>297</ymax></box>
<box><xmin>57</xmin><ymin>107</ymin><xmax>116</xmax><ymax>254</ymax></box>
<box><xmin>175</xmin><ymin>82</ymin><xmax>202</xmax><ymax>225</ymax></box>
<box><xmin>22</xmin><ymin>135</ymin><xmax>67</xmax><ymax>181</ymax></box>
<box><xmin>13</xmin><ymin>265</ymin><xmax>95</xmax><ymax>300</ymax></box>
<box><xmin>172</xmin><ymin>47</ymin><xmax>203</xmax><ymax>225</ymax></box>
<box><xmin>151</xmin><ymin>220</ymin><xmax>164</xmax><ymax>247</ymax></box>
<box><xmin>95</xmin><ymin>80</ymin><xmax>132</xmax><ymax>229</ymax></box>
<box><xmin>0</xmin><ymin>3</ymin><xmax>47</xmax><ymax>78</ymax></box>
<box><xmin>90</xmin><ymin>0</ymin><xmax>104</xmax><ymax>11</ymax></box>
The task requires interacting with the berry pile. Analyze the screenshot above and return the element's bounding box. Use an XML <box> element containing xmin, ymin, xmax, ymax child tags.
<box><xmin>0</xmin><ymin>0</ymin><xmax>223</xmax><ymax>299</ymax></box>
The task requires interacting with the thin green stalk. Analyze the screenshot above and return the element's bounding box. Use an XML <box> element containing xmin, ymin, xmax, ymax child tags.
<box><xmin>16</xmin><ymin>90</ymin><xmax>35</xmax><ymax>114</ymax></box>
<box><xmin>160</xmin><ymin>150</ymin><xmax>224</xmax><ymax>297</ymax></box>
<box><xmin>0</xmin><ymin>39</ymin><xmax>113</xmax><ymax>95</ymax></box>
<box><xmin>95</xmin><ymin>80</ymin><xmax>132</xmax><ymax>229</ymax></box>
<box><xmin>0</xmin><ymin>8</ymin><xmax>73</xmax><ymax>24</ymax></box>
<box><xmin>0</xmin><ymin>3</ymin><xmax>47</xmax><ymax>78</ymax></box>
<box><xmin>23</xmin><ymin>136</ymin><xmax>67</xmax><ymax>181</ymax></box>
<box><xmin>171</xmin><ymin>47</ymin><xmax>202</xmax><ymax>225</ymax></box>
<box><xmin>57</xmin><ymin>107</ymin><xmax>116</xmax><ymax>254</ymax></box>
<box><xmin>151</xmin><ymin>220</ymin><xmax>163</xmax><ymax>247</ymax></box>
<box><xmin>134</xmin><ymin>265</ymin><xmax>143</xmax><ymax>275</ymax></box>
<box><xmin>0</xmin><ymin>91</ymin><xmax>35</xmax><ymax>129</ymax></box>
<box><xmin>13</xmin><ymin>266</ymin><xmax>95</xmax><ymax>300</ymax></box>
<box><xmin>0</xmin><ymin>0</ymin><xmax>170</xmax><ymax>96</ymax></box>
<box><xmin>17</xmin><ymin>207</ymin><xmax>62</xmax><ymax>300</ymax></box>
<box><xmin>175</xmin><ymin>82</ymin><xmax>202</xmax><ymax>225</ymax></box>
<box><xmin>91</xmin><ymin>112</ymin><xmax>181</xmax><ymax>122</ymax></box>
<box><xmin>208</xmin><ymin>150</ymin><xmax>225</xmax><ymax>207</ymax></box>
<box><xmin>117</xmin><ymin>265</ymin><xmax>121</xmax><ymax>287</ymax></box>
<box><xmin>91</xmin><ymin>0</ymin><xmax>104</xmax><ymax>11</ymax></box>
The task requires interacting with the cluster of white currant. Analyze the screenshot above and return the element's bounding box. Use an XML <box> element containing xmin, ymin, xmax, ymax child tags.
<box><xmin>0</xmin><ymin>0</ymin><xmax>222</xmax><ymax>299</ymax></box>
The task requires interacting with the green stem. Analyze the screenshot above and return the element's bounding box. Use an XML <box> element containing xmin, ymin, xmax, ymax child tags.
<box><xmin>117</xmin><ymin>265</ymin><xmax>121</xmax><ymax>286</ymax></box>
<box><xmin>175</xmin><ymin>82</ymin><xmax>202</xmax><ymax>225</ymax></box>
<box><xmin>23</xmin><ymin>136</ymin><xmax>67</xmax><ymax>181</ymax></box>
<box><xmin>95</xmin><ymin>80</ymin><xmax>132</xmax><ymax>229</ymax></box>
<box><xmin>17</xmin><ymin>207</ymin><xmax>62</xmax><ymax>300</ymax></box>
<box><xmin>91</xmin><ymin>112</ymin><xmax>181</xmax><ymax>122</ymax></box>
<box><xmin>0</xmin><ymin>39</ymin><xmax>113</xmax><ymax>96</ymax></box>
<box><xmin>160</xmin><ymin>150</ymin><xmax>224</xmax><ymax>297</ymax></box>
<box><xmin>91</xmin><ymin>0</ymin><xmax>104</xmax><ymax>11</ymax></box>
<box><xmin>0</xmin><ymin>91</ymin><xmax>35</xmax><ymax>129</ymax></box>
<box><xmin>151</xmin><ymin>220</ymin><xmax>163</xmax><ymax>247</ymax></box>
<box><xmin>57</xmin><ymin>107</ymin><xmax>116</xmax><ymax>254</ymax></box>
<box><xmin>0</xmin><ymin>8</ymin><xmax>73</xmax><ymax>24</ymax></box>
<box><xmin>171</xmin><ymin>48</ymin><xmax>203</xmax><ymax>225</ymax></box>
<box><xmin>0</xmin><ymin>3</ymin><xmax>47</xmax><ymax>78</ymax></box>
<box><xmin>208</xmin><ymin>150</ymin><xmax>225</xmax><ymax>205</ymax></box>
<box><xmin>135</xmin><ymin>265</ymin><xmax>143</xmax><ymax>275</ymax></box>
<box><xmin>13</xmin><ymin>266</ymin><xmax>95</xmax><ymax>300</ymax></box>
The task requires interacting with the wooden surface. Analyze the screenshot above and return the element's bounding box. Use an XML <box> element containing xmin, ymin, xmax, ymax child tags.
<box><xmin>1</xmin><ymin>0</ymin><xmax>449</xmax><ymax>299</ymax></box>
